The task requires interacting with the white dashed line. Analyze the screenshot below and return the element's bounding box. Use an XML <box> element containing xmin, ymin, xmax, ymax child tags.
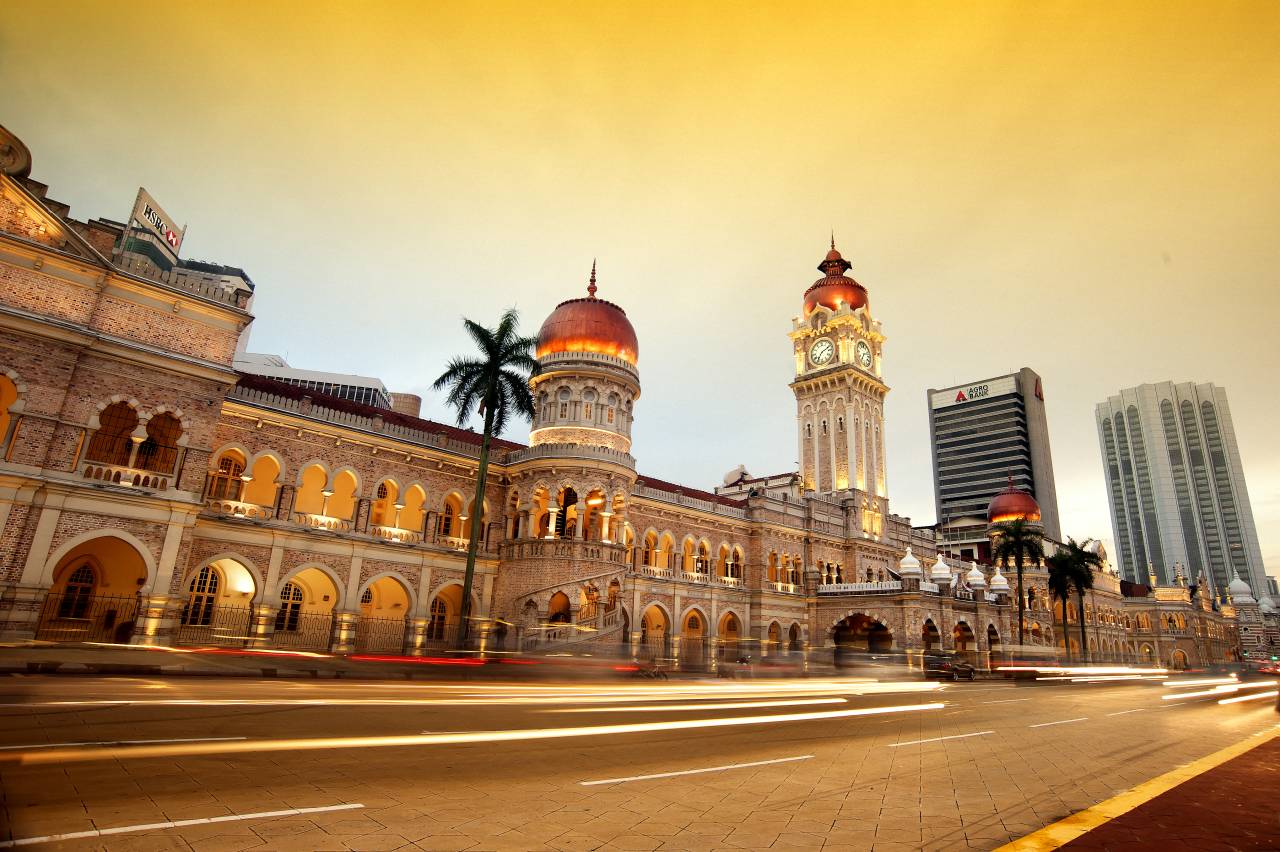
<box><xmin>580</xmin><ymin>755</ymin><xmax>812</xmax><ymax>785</ymax></box>
<box><xmin>0</xmin><ymin>803</ymin><xmax>364</xmax><ymax>847</ymax></box>
<box><xmin>1029</xmin><ymin>717</ymin><xmax>1088</xmax><ymax>728</ymax></box>
<box><xmin>1105</xmin><ymin>708</ymin><xmax>1146</xmax><ymax>717</ymax></box>
<box><xmin>889</xmin><ymin>731</ymin><xmax>995</xmax><ymax>748</ymax></box>
<box><xmin>981</xmin><ymin>698</ymin><xmax>1032</xmax><ymax>704</ymax></box>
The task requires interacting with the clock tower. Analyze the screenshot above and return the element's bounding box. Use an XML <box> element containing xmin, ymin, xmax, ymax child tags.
<box><xmin>789</xmin><ymin>241</ymin><xmax>889</xmax><ymax>500</ymax></box>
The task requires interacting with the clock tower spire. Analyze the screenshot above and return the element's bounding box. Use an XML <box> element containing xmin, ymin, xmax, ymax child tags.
<box><xmin>789</xmin><ymin>240</ymin><xmax>889</xmax><ymax>498</ymax></box>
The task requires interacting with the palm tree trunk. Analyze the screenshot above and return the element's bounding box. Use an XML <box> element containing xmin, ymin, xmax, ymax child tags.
<box><xmin>1060</xmin><ymin>596</ymin><xmax>1070</xmax><ymax>663</ymax></box>
<box><xmin>1077</xmin><ymin>588</ymin><xmax>1088</xmax><ymax>663</ymax></box>
<box><xmin>457</xmin><ymin>398</ymin><xmax>496</xmax><ymax>649</ymax></box>
<box><xmin>1015</xmin><ymin>556</ymin><xmax>1025</xmax><ymax>650</ymax></box>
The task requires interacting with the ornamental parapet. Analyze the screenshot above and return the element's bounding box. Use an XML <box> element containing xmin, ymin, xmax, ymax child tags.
<box><xmin>504</xmin><ymin>442</ymin><xmax>635</xmax><ymax>469</ymax></box>
<box><xmin>817</xmin><ymin>580</ymin><xmax>903</xmax><ymax>595</ymax></box>
<box><xmin>501</xmin><ymin>538</ymin><xmax>627</xmax><ymax>565</ymax></box>
<box><xmin>633</xmin><ymin>485</ymin><xmax>748</xmax><ymax>518</ymax></box>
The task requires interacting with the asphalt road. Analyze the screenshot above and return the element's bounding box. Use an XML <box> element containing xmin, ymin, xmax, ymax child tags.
<box><xmin>0</xmin><ymin>671</ymin><xmax>1277</xmax><ymax>851</ymax></box>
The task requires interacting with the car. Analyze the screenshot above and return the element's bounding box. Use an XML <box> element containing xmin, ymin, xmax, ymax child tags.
<box><xmin>1257</xmin><ymin>660</ymin><xmax>1280</xmax><ymax>676</ymax></box>
<box><xmin>924</xmin><ymin>654</ymin><xmax>976</xmax><ymax>681</ymax></box>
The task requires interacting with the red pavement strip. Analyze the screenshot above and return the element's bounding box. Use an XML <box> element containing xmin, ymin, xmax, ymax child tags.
<box><xmin>999</xmin><ymin>725</ymin><xmax>1280</xmax><ymax>851</ymax></box>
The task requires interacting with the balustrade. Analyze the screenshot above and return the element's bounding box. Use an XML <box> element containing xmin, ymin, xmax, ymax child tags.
<box><xmin>206</xmin><ymin>499</ymin><xmax>274</xmax><ymax>520</ymax></box>
<box><xmin>370</xmin><ymin>525</ymin><xmax>422</xmax><ymax>544</ymax></box>
<box><xmin>817</xmin><ymin>580</ymin><xmax>903</xmax><ymax>595</ymax></box>
<box><xmin>81</xmin><ymin>462</ymin><xmax>170</xmax><ymax>491</ymax></box>
<box><xmin>293</xmin><ymin>511</ymin><xmax>353</xmax><ymax>532</ymax></box>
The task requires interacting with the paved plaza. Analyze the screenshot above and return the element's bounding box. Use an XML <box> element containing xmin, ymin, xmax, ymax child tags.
<box><xmin>1</xmin><ymin>674</ymin><xmax>1277</xmax><ymax>850</ymax></box>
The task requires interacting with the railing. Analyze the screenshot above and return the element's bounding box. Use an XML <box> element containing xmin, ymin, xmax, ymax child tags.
<box><xmin>919</xmin><ymin>581</ymin><xmax>940</xmax><ymax>593</ymax></box>
<box><xmin>80</xmin><ymin>462</ymin><xmax>170</xmax><ymax>491</ymax></box>
<box><xmin>270</xmin><ymin>610</ymin><xmax>334</xmax><ymax>651</ymax></box>
<box><xmin>635</xmin><ymin>565</ymin><xmax>671</xmax><ymax>579</ymax></box>
<box><xmin>817</xmin><ymin>581</ymin><xmax>903</xmax><ymax>595</ymax></box>
<box><xmin>502</xmin><ymin>539</ymin><xmax>626</xmax><ymax>564</ymax></box>
<box><xmin>175</xmin><ymin>604</ymin><xmax>254</xmax><ymax>647</ymax></box>
<box><xmin>370</xmin><ymin>525</ymin><xmax>422</xmax><ymax>544</ymax></box>
<box><xmin>767</xmin><ymin>581</ymin><xmax>800</xmax><ymax>594</ymax></box>
<box><xmin>206</xmin><ymin>499</ymin><xmax>273</xmax><ymax>520</ymax></box>
<box><xmin>683</xmin><ymin>571</ymin><xmax>710</xmax><ymax>584</ymax></box>
<box><xmin>354</xmin><ymin>616</ymin><xmax>407</xmax><ymax>653</ymax></box>
<box><xmin>35</xmin><ymin>592</ymin><xmax>140</xmax><ymax>643</ymax></box>
<box><xmin>954</xmin><ymin>589</ymin><xmax>975</xmax><ymax>601</ymax></box>
<box><xmin>716</xmin><ymin>575</ymin><xmax>744</xmax><ymax>588</ymax></box>
<box><xmin>632</xmin><ymin>485</ymin><xmax>748</xmax><ymax>518</ymax></box>
<box><xmin>294</xmin><ymin>512</ymin><xmax>352</xmax><ymax>532</ymax></box>
<box><xmin>504</xmin><ymin>442</ymin><xmax>636</xmax><ymax>468</ymax></box>
<box><xmin>436</xmin><ymin>535</ymin><xmax>470</xmax><ymax>552</ymax></box>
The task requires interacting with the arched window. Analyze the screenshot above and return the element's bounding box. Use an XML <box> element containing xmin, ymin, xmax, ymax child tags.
<box><xmin>85</xmin><ymin>402</ymin><xmax>137</xmax><ymax>467</ymax></box>
<box><xmin>360</xmin><ymin>587</ymin><xmax>373</xmax><ymax>605</ymax></box>
<box><xmin>0</xmin><ymin>373</ymin><xmax>18</xmax><ymax>451</ymax></box>
<box><xmin>136</xmin><ymin>413</ymin><xmax>182</xmax><ymax>473</ymax></box>
<box><xmin>183</xmin><ymin>566</ymin><xmax>219</xmax><ymax>626</ymax></box>
<box><xmin>438</xmin><ymin>498</ymin><xmax>458</xmax><ymax>537</ymax></box>
<box><xmin>643</xmin><ymin>532</ymin><xmax>657</xmax><ymax>566</ymax></box>
<box><xmin>274</xmin><ymin>582</ymin><xmax>303</xmax><ymax>632</ymax></box>
<box><xmin>427</xmin><ymin>596</ymin><xmax>449</xmax><ymax>641</ymax></box>
<box><xmin>209</xmin><ymin>454</ymin><xmax>245</xmax><ymax>501</ymax></box>
<box><xmin>58</xmin><ymin>563</ymin><xmax>96</xmax><ymax>618</ymax></box>
<box><xmin>371</xmin><ymin>482</ymin><xmax>395</xmax><ymax>527</ymax></box>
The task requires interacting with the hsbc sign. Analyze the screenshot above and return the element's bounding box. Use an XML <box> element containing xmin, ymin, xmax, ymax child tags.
<box><xmin>931</xmin><ymin>375</ymin><xmax>1019</xmax><ymax>410</ymax></box>
<box><xmin>128</xmin><ymin>188</ymin><xmax>185</xmax><ymax>257</ymax></box>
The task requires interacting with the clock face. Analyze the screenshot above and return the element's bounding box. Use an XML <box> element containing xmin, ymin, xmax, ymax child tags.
<box><xmin>855</xmin><ymin>340</ymin><xmax>873</xmax><ymax>369</ymax></box>
<box><xmin>809</xmin><ymin>338</ymin><xmax>835</xmax><ymax>366</ymax></box>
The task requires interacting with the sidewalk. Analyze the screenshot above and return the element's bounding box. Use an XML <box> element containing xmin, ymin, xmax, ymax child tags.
<box><xmin>1062</xmin><ymin>736</ymin><xmax>1279</xmax><ymax>850</ymax></box>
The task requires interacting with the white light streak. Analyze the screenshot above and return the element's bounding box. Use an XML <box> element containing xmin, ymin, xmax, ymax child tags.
<box><xmin>1028</xmin><ymin>717</ymin><xmax>1088</xmax><ymax>728</ymax></box>
<box><xmin>889</xmin><ymin>730</ymin><xmax>994</xmax><ymax>747</ymax></box>
<box><xmin>1218</xmin><ymin>690</ymin><xmax>1278</xmax><ymax>705</ymax></box>
<box><xmin>580</xmin><ymin>754</ymin><xmax>812</xmax><ymax>785</ymax></box>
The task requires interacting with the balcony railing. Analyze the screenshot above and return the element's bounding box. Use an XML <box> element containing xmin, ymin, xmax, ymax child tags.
<box><xmin>636</xmin><ymin>565</ymin><xmax>671</xmax><ymax>579</ymax></box>
<box><xmin>81</xmin><ymin>461</ymin><xmax>170</xmax><ymax>491</ymax></box>
<box><xmin>371</xmin><ymin>525</ymin><xmax>422</xmax><ymax>544</ymax></box>
<box><xmin>715</xmin><ymin>575</ymin><xmax>744</xmax><ymax>588</ymax></box>
<box><xmin>206</xmin><ymin>499</ymin><xmax>273</xmax><ymax>521</ymax></box>
<box><xmin>817</xmin><ymin>581</ymin><xmax>903</xmax><ymax>595</ymax></box>
<box><xmin>919</xmin><ymin>581</ymin><xmax>940</xmax><ymax>593</ymax></box>
<box><xmin>767</xmin><ymin>581</ymin><xmax>800</xmax><ymax>594</ymax></box>
<box><xmin>294</xmin><ymin>512</ymin><xmax>353</xmax><ymax>533</ymax></box>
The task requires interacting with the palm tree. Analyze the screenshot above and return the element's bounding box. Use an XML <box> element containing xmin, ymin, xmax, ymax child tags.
<box><xmin>990</xmin><ymin>518</ymin><xmax>1044</xmax><ymax>649</ymax></box>
<box><xmin>433</xmin><ymin>308</ymin><xmax>540</xmax><ymax>647</ymax></box>
<box><xmin>1055</xmin><ymin>538</ymin><xmax>1103</xmax><ymax>662</ymax></box>
<box><xmin>1045</xmin><ymin>552</ymin><xmax>1075</xmax><ymax>663</ymax></box>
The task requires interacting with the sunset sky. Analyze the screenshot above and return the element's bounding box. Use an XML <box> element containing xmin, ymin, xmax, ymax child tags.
<box><xmin>4</xmin><ymin>1</ymin><xmax>1278</xmax><ymax>579</ymax></box>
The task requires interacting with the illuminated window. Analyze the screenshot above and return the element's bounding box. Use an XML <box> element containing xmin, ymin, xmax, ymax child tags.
<box><xmin>183</xmin><ymin>566</ymin><xmax>219</xmax><ymax>626</ymax></box>
<box><xmin>583</xmin><ymin>403</ymin><xmax>592</xmax><ymax>419</ymax></box>
<box><xmin>209</xmin><ymin>454</ymin><xmax>244</xmax><ymax>500</ymax></box>
<box><xmin>607</xmin><ymin>408</ymin><xmax>615</xmax><ymax>424</ymax></box>
<box><xmin>559</xmin><ymin>403</ymin><xmax>568</xmax><ymax>418</ymax></box>
<box><xmin>58</xmin><ymin>564</ymin><xmax>95</xmax><ymax>618</ymax></box>
<box><xmin>427</xmin><ymin>596</ymin><xmax>449</xmax><ymax>641</ymax></box>
<box><xmin>275</xmin><ymin>582</ymin><xmax>303</xmax><ymax>631</ymax></box>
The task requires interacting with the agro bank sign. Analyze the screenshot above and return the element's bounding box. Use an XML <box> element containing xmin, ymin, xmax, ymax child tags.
<box><xmin>930</xmin><ymin>374</ymin><xmax>1018</xmax><ymax>410</ymax></box>
<box><xmin>127</xmin><ymin>188</ymin><xmax>185</xmax><ymax>257</ymax></box>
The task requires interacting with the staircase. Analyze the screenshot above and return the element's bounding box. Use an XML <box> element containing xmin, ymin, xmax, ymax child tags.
<box><xmin>513</xmin><ymin>568</ymin><xmax>628</xmax><ymax>653</ymax></box>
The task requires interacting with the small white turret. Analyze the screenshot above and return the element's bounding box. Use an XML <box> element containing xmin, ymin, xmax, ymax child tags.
<box><xmin>990</xmin><ymin>565</ymin><xmax>1010</xmax><ymax>593</ymax></box>
<box><xmin>966</xmin><ymin>561</ymin><xmax>987</xmax><ymax>588</ymax></box>
<box><xmin>898</xmin><ymin>547</ymin><xmax>922</xmax><ymax>579</ymax></box>
<box><xmin>930</xmin><ymin>553</ymin><xmax>951</xmax><ymax>583</ymax></box>
<box><xmin>1228</xmin><ymin>570</ymin><xmax>1256</xmax><ymax>605</ymax></box>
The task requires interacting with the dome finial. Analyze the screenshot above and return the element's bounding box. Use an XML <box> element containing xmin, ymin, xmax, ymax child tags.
<box><xmin>830</xmin><ymin>230</ymin><xmax>836</xmax><ymax>251</ymax></box>
<box><xmin>587</xmin><ymin>259</ymin><xmax>597</xmax><ymax>299</ymax></box>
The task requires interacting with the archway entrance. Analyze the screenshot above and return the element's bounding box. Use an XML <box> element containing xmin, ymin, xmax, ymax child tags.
<box><xmin>639</xmin><ymin>605</ymin><xmax>669</xmax><ymax>662</ymax></box>
<box><xmin>37</xmin><ymin>536</ymin><xmax>149</xmax><ymax>643</ymax></box>
<box><xmin>680</xmin><ymin>610</ymin><xmax>708</xmax><ymax>671</ymax></box>
<box><xmin>175</xmin><ymin>558</ymin><xmax>257</xmax><ymax>647</ymax></box>
<box><xmin>834</xmin><ymin>614</ymin><xmax>892</xmax><ymax>666</ymax></box>
<box><xmin>921</xmin><ymin>619</ymin><xmax>941</xmax><ymax>653</ymax></box>
<box><xmin>987</xmin><ymin>624</ymin><xmax>1002</xmax><ymax>665</ymax></box>
<box><xmin>1170</xmin><ymin>648</ymin><xmax>1189</xmax><ymax>671</ymax></box>
<box><xmin>426</xmin><ymin>584</ymin><xmax>464</xmax><ymax>648</ymax></box>
<box><xmin>953</xmin><ymin>621</ymin><xmax>976</xmax><ymax>661</ymax></box>
<box><xmin>355</xmin><ymin>575</ymin><xmax>411</xmax><ymax>653</ymax></box>
<box><xmin>272</xmin><ymin>567</ymin><xmax>338</xmax><ymax>651</ymax></box>
<box><xmin>718</xmin><ymin>611</ymin><xmax>742</xmax><ymax>662</ymax></box>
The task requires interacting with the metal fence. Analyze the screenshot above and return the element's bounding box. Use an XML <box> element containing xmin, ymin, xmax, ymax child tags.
<box><xmin>270</xmin><ymin>610</ymin><xmax>335</xmax><ymax>651</ymax></box>
<box><xmin>35</xmin><ymin>592</ymin><xmax>140</xmax><ymax>643</ymax></box>
<box><xmin>354</xmin><ymin>617</ymin><xmax>407</xmax><ymax>654</ymax></box>
<box><xmin>174</xmin><ymin>604</ymin><xmax>254</xmax><ymax>648</ymax></box>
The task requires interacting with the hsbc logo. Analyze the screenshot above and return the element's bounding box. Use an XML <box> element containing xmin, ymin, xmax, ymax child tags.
<box><xmin>130</xmin><ymin>189</ymin><xmax>184</xmax><ymax>257</ymax></box>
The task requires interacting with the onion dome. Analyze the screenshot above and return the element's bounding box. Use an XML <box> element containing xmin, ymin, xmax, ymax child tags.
<box><xmin>988</xmin><ymin>479</ymin><xmax>1042</xmax><ymax>524</ymax></box>
<box><xmin>803</xmin><ymin>238</ymin><xmax>869</xmax><ymax>315</ymax></box>
<box><xmin>990</xmin><ymin>566</ymin><xmax>1010</xmax><ymax>592</ymax></box>
<box><xmin>898</xmin><ymin>546</ymin><xmax>922</xmax><ymax>578</ymax></box>
<box><xmin>537</xmin><ymin>262</ymin><xmax>638</xmax><ymax>365</ymax></box>
<box><xmin>1228</xmin><ymin>571</ymin><xmax>1256</xmax><ymax>605</ymax></box>
<box><xmin>1259</xmin><ymin>595</ymin><xmax>1276</xmax><ymax>614</ymax></box>
<box><xmin>930</xmin><ymin>554</ymin><xmax>952</xmax><ymax>583</ymax></box>
<box><xmin>966</xmin><ymin>562</ymin><xmax>987</xmax><ymax>588</ymax></box>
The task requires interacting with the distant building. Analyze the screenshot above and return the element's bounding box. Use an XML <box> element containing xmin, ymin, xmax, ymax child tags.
<box><xmin>1095</xmin><ymin>382</ymin><xmax>1266</xmax><ymax>597</ymax></box>
<box><xmin>927</xmin><ymin>368</ymin><xmax>1061</xmax><ymax>561</ymax></box>
<box><xmin>234</xmin><ymin>352</ymin><xmax>394</xmax><ymax>410</ymax></box>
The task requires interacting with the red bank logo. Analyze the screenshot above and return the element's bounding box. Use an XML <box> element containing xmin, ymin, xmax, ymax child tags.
<box><xmin>164</xmin><ymin>229</ymin><xmax>180</xmax><ymax>248</ymax></box>
<box><xmin>955</xmin><ymin>390</ymin><xmax>968</xmax><ymax>403</ymax></box>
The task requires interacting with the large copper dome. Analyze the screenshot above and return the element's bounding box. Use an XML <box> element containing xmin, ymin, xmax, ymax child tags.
<box><xmin>803</xmin><ymin>247</ymin><xmax>868</xmax><ymax>315</ymax></box>
<box><xmin>536</xmin><ymin>265</ymin><xmax>638</xmax><ymax>365</ymax></box>
<box><xmin>988</xmin><ymin>482</ymin><xmax>1042</xmax><ymax>524</ymax></box>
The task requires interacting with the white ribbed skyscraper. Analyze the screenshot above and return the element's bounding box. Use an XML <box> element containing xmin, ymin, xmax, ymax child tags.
<box><xmin>1095</xmin><ymin>382</ymin><xmax>1264</xmax><ymax>597</ymax></box>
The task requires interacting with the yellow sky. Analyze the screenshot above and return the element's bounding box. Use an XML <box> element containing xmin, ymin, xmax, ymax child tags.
<box><xmin>4</xmin><ymin>1</ymin><xmax>1279</xmax><ymax>575</ymax></box>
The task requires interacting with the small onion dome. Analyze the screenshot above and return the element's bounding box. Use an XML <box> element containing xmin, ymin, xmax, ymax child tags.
<box><xmin>988</xmin><ymin>481</ymin><xmax>1042</xmax><ymax>524</ymax></box>
<box><xmin>1258</xmin><ymin>595</ymin><xmax>1276</xmax><ymax>614</ymax></box>
<box><xmin>990</xmin><ymin>566</ymin><xmax>1010</xmax><ymax>592</ymax></box>
<box><xmin>898</xmin><ymin>546</ymin><xmax>922</xmax><ymax>578</ymax></box>
<box><xmin>966</xmin><ymin>562</ymin><xmax>987</xmax><ymax>588</ymax></box>
<box><xmin>930</xmin><ymin>554</ymin><xmax>951</xmax><ymax>583</ymax></box>
<box><xmin>1228</xmin><ymin>572</ymin><xmax>1256</xmax><ymax>605</ymax></box>
<box><xmin>803</xmin><ymin>245</ymin><xmax>869</xmax><ymax>315</ymax></box>
<box><xmin>536</xmin><ymin>262</ymin><xmax>639</xmax><ymax>365</ymax></box>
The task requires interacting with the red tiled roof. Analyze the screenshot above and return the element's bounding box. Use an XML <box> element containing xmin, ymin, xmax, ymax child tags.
<box><xmin>233</xmin><ymin>373</ymin><xmax>528</xmax><ymax>453</ymax></box>
<box><xmin>635</xmin><ymin>474</ymin><xmax>747</xmax><ymax>509</ymax></box>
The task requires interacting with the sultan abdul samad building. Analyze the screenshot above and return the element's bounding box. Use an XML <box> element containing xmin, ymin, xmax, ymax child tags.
<box><xmin>1</xmin><ymin>124</ymin><xmax>1269</xmax><ymax>669</ymax></box>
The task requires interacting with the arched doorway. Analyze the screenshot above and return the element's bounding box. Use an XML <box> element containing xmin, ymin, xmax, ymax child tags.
<box><xmin>987</xmin><ymin>624</ymin><xmax>1002</xmax><ymax>665</ymax></box>
<box><xmin>175</xmin><ymin>558</ymin><xmax>257</xmax><ymax>647</ymax></box>
<box><xmin>1170</xmin><ymin>648</ymin><xmax>1189</xmax><ymax>671</ymax></box>
<box><xmin>37</xmin><ymin>535</ymin><xmax>149</xmax><ymax>643</ymax></box>
<box><xmin>921</xmin><ymin>619</ymin><xmax>941</xmax><ymax>653</ymax></box>
<box><xmin>639</xmin><ymin>604</ymin><xmax>669</xmax><ymax>662</ymax></box>
<box><xmin>718</xmin><ymin>611</ymin><xmax>742</xmax><ymax>662</ymax></box>
<box><xmin>547</xmin><ymin>591</ymin><xmax>571</xmax><ymax>624</ymax></box>
<box><xmin>788</xmin><ymin>623</ymin><xmax>803</xmax><ymax>656</ymax></box>
<box><xmin>426</xmin><ymin>584</ymin><xmax>465</xmax><ymax>647</ymax></box>
<box><xmin>355</xmin><ymin>575</ymin><xmax>411</xmax><ymax>653</ymax></box>
<box><xmin>272</xmin><ymin>567</ymin><xmax>338</xmax><ymax>651</ymax></box>
<box><xmin>833</xmin><ymin>614</ymin><xmax>892</xmax><ymax>666</ymax></box>
<box><xmin>953</xmin><ymin>621</ymin><xmax>976</xmax><ymax>661</ymax></box>
<box><xmin>767</xmin><ymin>621</ymin><xmax>781</xmax><ymax>657</ymax></box>
<box><xmin>681</xmin><ymin>609</ymin><xmax>708</xmax><ymax>671</ymax></box>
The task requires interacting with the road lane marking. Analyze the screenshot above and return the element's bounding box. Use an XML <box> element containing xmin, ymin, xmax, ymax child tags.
<box><xmin>4</xmin><ymin>701</ymin><xmax>946</xmax><ymax>765</ymax></box>
<box><xmin>1028</xmin><ymin>717</ymin><xmax>1088</xmax><ymax>728</ymax></box>
<box><xmin>0</xmin><ymin>803</ymin><xmax>364</xmax><ymax>848</ymax></box>
<box><xmin>550</xmin><ymin>698</ymin><xmax>845</xmax><ymax>713</ymax></box>
<box><xmin>1105</xmin><ymin>708</ymin><xmax>1146</xmax><ymax>717</ymax></box>
<box><xmin>0</xmin><ymin>736</ymin><xmax>247</xmax><ymax>751</ymax></box>
<box><xmin>981</xmin><ymin>698</ymin><xmax>1031</xmax><ymax>704</ymax></box>
<box><xmin>889</xmin><ymin>730</ymin><xmax>994</xmax><ymax>747</ymax></box>
<box><xmin>579</xmin><ymin>755</ymin><xmax>812</xmax><ymax>785</ymax></box>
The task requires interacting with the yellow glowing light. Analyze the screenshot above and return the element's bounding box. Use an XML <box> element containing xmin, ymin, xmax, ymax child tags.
<box><xmin>550</xmin><ymin>698</ymin><xmax>847</xmax><ymax>713</ymax></box>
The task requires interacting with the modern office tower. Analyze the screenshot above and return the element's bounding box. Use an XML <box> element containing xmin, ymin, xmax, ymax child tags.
<box><xmin>1095</xmin><ymin>382</ymin><xmax>1266</xmax><ymax>595</ymax></box>
<box><xmin>234</xmin><ymin>352</ymin><xmax>394</xmax><ymax>409</ymax></box>
<box><xmin>928</xmin><ymin>368</ymin><xmax>1062</xmax><ymax>560</ymax></box>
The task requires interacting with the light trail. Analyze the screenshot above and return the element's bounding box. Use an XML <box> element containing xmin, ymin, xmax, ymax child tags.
<box><xmin>579</xmin><ymin>754</ymin><xmax>813</xmax><ymax>785</ymax></box>
<box><xmin>1161</xmin><ymin>676</ymin><xmax>1239</xmax><ymax>688</ymax></box>
<box><xmin>549</xmin><ymin>698</ymin><xmax>846</xmax><ymax>713</ymax></box>
<box><xmin>2</xmin><ymin>701</ymin><xmax>945</xmax><ymax>765</ymax></box>
<box><xmin>0</xmin><ymin>803</ymin><xmax>364</xmax><ymax>848</ymax></box>
<box><xmin>0</xmin><ymin>736</ymin><xmax>246</xmax><ymax>751</ymax></box>
<box><xmin>1218</xmin><ymin>690</ymin><xmax>1279</xmax><ymax>705</ymax></box>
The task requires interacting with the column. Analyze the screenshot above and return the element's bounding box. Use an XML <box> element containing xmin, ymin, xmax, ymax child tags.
<box><xmin>827</xmin><ymin>412</ymin><xmax>838</xmax><ymax>492</ymax></box>
<box><xmin>601</xmin><ymin>511</ymin><xmax>613</xmax><ymax>544</ymax></box>
<box><xmin>573</xmin><ymin>500</ymin><xmax>585</xmax><ymax>539</ymax></box>
<box><xmin>546</xmin><ymin>505</ymin><xmax>559</xmax><ymax>539</ymax></box>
